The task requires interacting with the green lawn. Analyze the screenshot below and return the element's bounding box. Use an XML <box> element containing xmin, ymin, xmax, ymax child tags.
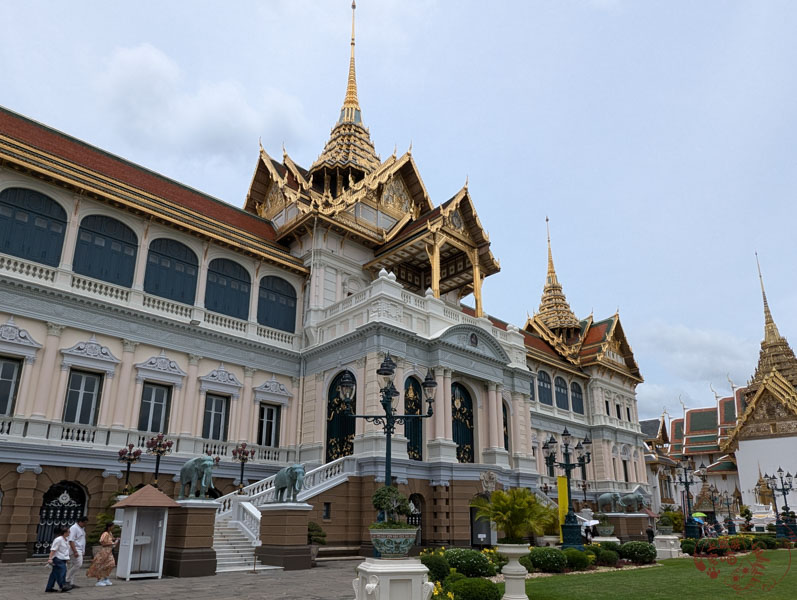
<box><xmin>497</xmin><ymin>550</ymin><xmax>794</xmax><ymax>599</ymax></box>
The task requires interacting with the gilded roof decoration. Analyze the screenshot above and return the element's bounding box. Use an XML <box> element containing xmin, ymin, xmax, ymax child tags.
<box><xmin>536</xmin><ymin>221</ymin><xmax>581</xmax><ymax>332</ymax></box>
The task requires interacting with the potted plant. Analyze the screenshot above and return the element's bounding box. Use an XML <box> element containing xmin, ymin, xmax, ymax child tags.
<box><xmin>368</xmin><ymin>486</ymin><xmax>417</xmax><ymax>559</ymax></box>
<box><xmin>656</xmin><ymin>514</ymin><xmax>674</xmax><ymax>535</ymax></box>
<box><xmin>307</xmin><ymin>521</ymin><xmax>327</xmax><ymax>566</ymax></box>
<box><xmin>471</xmin><ymin>488</ymin><xmax>556</xmax><ymax>600</ymax></box>
<box><xmin>596</xmin><ymin>513</ymin><xmax>614</xmax><ymax>537</ymax></box>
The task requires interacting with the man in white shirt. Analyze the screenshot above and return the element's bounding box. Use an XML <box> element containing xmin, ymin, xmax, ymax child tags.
<box><xmin>45</xmin><ymin>527</ymin><xmax>71</xmax><ymax>593</ymax></box>
<box><xmin>65</xmin><ymin>516</ymin><xmax>88</xmax><ymax>589</ymax></box>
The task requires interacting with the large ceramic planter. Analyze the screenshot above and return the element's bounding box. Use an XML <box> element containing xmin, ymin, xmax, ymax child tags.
<box><xmin>369</xmin><ymin>528</ymin><xmax>418</xmax><ymax>559</ymax></box>
<box><xmin>596</xmin><ymin>525</ymin><xmax>615</xmax><ymax>537</ymax></box>
<box><xmin>496</xmin><ymin>543</ymin><xmax>530</xmax><ymax>600</ymax></box>
<box><xmin>657</xmin><ymin>526</ymin><xmax>673</xmax><ymax>535</ymax></box>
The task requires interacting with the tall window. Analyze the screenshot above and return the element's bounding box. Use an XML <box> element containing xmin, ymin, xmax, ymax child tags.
<box><xmin>202</xmin><ymin>393</ymin><xmax>229</xmax><ymax>441</ymax></box>
<box><xmin>0</xmin><ymin>188</ymin><xmax>66</xmax><ymax>267</ymax></box>
<box><xmin>257</xmin><ymin>276</ymin><xmax>297</xmax><ymax>333</ymax></box>
<box><xmin>571</xmin><ymin>382</ymin><xmax>584</xmax><ymax>415</ymax></box>
<box><xmin>626</xmin><ymin>406</ymin><xmax>632</xmax><ymax>422</ymax></box>
<box><xmin>451</xmin><ymin>383</ymin><xmax>474</xmax><ymax>463</ymax></box>
<box><xmin>144</xmin><ymin>239</ymin><xmax>198</xmax><ymax>305</ymax></box>
<box><xmin>502</xmin><ymin>402</ymin><xmax>509</xmax><ymax>451</ymax></box>
<box><xmin>529</xmin><ymin>377</ymin><xmax>535</xmax><ymax>401</ymax></box>
<box><xmin>554</xmin><ymin>377</ymin><xmax>569</xmax><ymax>410</ymax></box>
<box><xmin>605</xmin><ymin>400</ymin><xmax>610</xmax><ymax>415</ymax></box>
<box><xmin>63</xmin><ymin>370</ymin><xmax>102</xmax><ymax>425</ymax></box>
<box><xmin>73</xmin><ymin>215</ymin><xmax>137</xmax><ymax>286</ymax></box>
<box><xmin>138</xmin><ymin>383</ymin><xmax>171</xmax><ymax>433</ymax></box>
<box><xmin>616</xmin><ymin>404</ymin><xmax>622</xmax><ymax>420</ymax></box>
<box><xmin>205</xmin><ymin>258</ymin><xmax>250</xmax><ymax>320</ymax></box>
<box><xmin>0</xmin><ymin>357</ymin><xmax>21</xmax><ymax>416</ymax></box>
<box><xmin>622</xmin><ymin>460</ymin><xmax>630</xmax><ymax>482</ymax></box>
<box><xmin>258</xmin><ymin>404</ymin><xmax>281</xmax><ymax>447</ymax></box>
<box><xmin>537</xmin><ymin>371</ymin><xmax>552</xmax><ymax>405</ymax></box>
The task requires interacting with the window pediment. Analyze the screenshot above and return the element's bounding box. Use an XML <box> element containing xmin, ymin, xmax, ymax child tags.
<box><xmin>199</xmin><ymin>363</ymin><xmax>243</xmax><ymax>399</ymax></box>
<box><xmin>0</xmin><ymin>317</ymin><xmax>42</xmax><ymax>363</ymax></box>
<box><xmin>253</xmin><ymin>375</ymin><xmax>292</xmax><ymax>406</ymax></box>
<box><xmin>135</xmin><ymin>350</ymin><xmax>187</xmax><ymax>388</ymax></box>
<box><xmin>61</xmin><ymin>335</ymin><xmax>119</xmax><ymax>376</ymax></box>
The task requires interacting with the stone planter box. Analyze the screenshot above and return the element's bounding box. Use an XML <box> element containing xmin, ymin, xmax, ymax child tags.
<box><xmin>657</xmin><ymin>526</ymin><xmax>673</xmax><ymax>535</ymax></box>
<box><xmin>369</xmin><ymin>528</ymin><xmax>418</xmax><ymax>559</ymax></box>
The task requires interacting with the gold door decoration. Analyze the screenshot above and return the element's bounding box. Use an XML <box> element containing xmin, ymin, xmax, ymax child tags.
<box><xmin>452</xmin><ymin>382</ymin><xmax>474</xmax><ymax>463</ymax></box>
<box><xmin>404</xmin><ymin>377</ymin><xmax>423</xmax><ymax>461</ymax></box>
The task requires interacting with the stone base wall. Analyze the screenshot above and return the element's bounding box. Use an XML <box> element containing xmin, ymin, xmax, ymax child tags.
<box><xmin>607</xmin><ymin>514</ymin><xmax>650</xmax><ymax>542</ymax></box>
<box><xmin>163</xmin><ymin>503</ymin><xmax>218</xmax><ymax>577</ymax></box>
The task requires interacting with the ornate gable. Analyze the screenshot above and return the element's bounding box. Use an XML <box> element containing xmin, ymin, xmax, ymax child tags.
<box><xmin>722</xmin><ymin>369</ymin><xmax>797</xmax><ymax>451</ymax></box>
<box><xmin>437</xmin><ymin>324</ymin><xmax>511</xmax><ymax>364</ymax></box>
<box><xmin>0</xmin><ymin>316</ymin><xmax>42</xmax><ymax>363</ymax></box>
<box><xmin>60</xmin><ymin>335</ymin><xmax>120</xmax><ymax>376</ymax></box>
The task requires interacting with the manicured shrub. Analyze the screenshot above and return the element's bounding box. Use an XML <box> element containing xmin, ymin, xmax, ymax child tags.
<box><xmin>619</xmin><ymin>541</ymin><xmax>657</xmax><ymax>565</ymax></box>
<box><xmin>598</xmin><ymin>541</ymin><xmax>621</xmax><ymax>554</ymax></box>
<box><xmin>696</xmin><ymin>538</ymin><xmax>730</xmax><ymax>556</ymax></box>
<box><xmin>449</xmin><ymin>577</ymin><xmax>501</xmax><ymax>600</ymax></box>
<box><xmin>443</xmin><ymin>548</ymin><xmax>496</xmax><ymax>577</ymax></box>
<box><xmin>563</xmin><ymin>548</ymin><xmax>590</xmax><ymax>571</ymax></box>
<box><xmin>419</xmin><ymin>553</ymin><xmax>450</xmax><ymax>583</ymax></box>
<box><xmin>597</xmin><ymin>549</ymin><xmax>619</xmax><ymax>567</ymax></box>
<box><xmin>760</xmin><ymin>536</ymin><xmax>777</xmax><ymax>549</ymax></box>
<box><xmin>725</xmin><ymin>536</ymin><xmax>752</xmax><ymax>552</ymax></box>
<box><xmin>519</xmin><ymin>553</ymin><xmax>533</xmax><ymax>572</ymax></box>
<box><xmin>777</xmin><ymin>539</ymin><xmax>793</xmax><ymax>549</ymax></box>
<box><xmin>680</xmin><ymin>540</ymin><xmax>696</xmax><ymax>555</ymax></box>
<box><xmin>583</xmin><ymin>546</ymin><xmax>597</xmax><ymax>557</ymax></box>
<box><xmin>484</xmin><ymin>547</ymin><xmax>508</xmax><ymax>573</ymax></box>
<box><xmin>442</xmin><ymin>572</ymin><xmax>466</xmax><ymax>593</ymax></box>
<box><xmin>528</xmin><ymin>547</ymin><xmax>566</xmax><ymax>573</ymax></box>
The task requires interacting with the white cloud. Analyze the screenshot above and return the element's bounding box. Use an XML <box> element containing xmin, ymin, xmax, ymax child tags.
<box><xmin>93</xmin><ymin>43</ymin><xmax>311</xmax><ymax>163</ymax></box>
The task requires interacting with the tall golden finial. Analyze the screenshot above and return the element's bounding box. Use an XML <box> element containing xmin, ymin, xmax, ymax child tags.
<box><xmin>537</xmin><ymin>217</ymin><xmax>580</xmax><ymax>332</ymax></box>
<box><xmin>545</xmin><ymin>216</ymin><xmax>557</xmax><ymax>287</ymax></box>
<box><xmin>755</xmin><ymin>252</ymin><xmax>781</xmax><ymax>344</ymax></box>
<box><xmin>339</xmin><ymin>0</ymin><xmax>361</xmax><ymax>123</ymax></box>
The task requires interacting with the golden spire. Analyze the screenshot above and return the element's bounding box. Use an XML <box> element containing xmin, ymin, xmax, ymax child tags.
<box><xmin>746</xmin><ymin>253</ymin><xmax>797</xmax><ymax>396</ymax></box>
<box><xmin>340</xmin><ymin>1</ymin><xmax>362</xmax><ymax>124</ymax></box>
<box><xmin>537</xmin><ymin>217</ymin><xmax>580</xmax><ymax>333</ymax></box>
<box><xmin>756</xmin><ymin>252</ymin><xmax>781</xmax><ymax>344</ymax></box>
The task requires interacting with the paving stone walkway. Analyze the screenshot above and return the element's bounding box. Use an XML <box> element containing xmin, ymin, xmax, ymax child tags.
<box><xmin>0</xmin><ymin>560</ymin><xmax>362</xmax><ymax>600</ymax></box>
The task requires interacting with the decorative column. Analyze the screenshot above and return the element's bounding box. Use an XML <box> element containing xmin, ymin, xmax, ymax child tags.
<box><xmin>433</xmin><ymin>369</ymin><xmax>445</xmax><ymax>439</ymax></box>
<box><xmin>425</xmin><ymin>236</ymin><xmax>441</xmax><ymax>298</ymax></box>
<box><xmin>443</xmin><ymin>370</ymin><xmax>453</xmax><ymax>440</ymax></box>
<box><xmin>131</xmin><ymin>222</ymin><xmax>151</xmax><ymax>292</ymax></box>
<box><xmin>179</xmin><ymin>355</ymin><xmax>202</xmax><ymax>436</ymax></box>
<box><xmin>470</xmin><ymin>248</ymin><xmax>483</xmax><ymax>317</ymax></box>
<box><xmin>0</xmin><ymin>464</ymin><xmax>41</xmax><ymax>562</ymax></box>
<box><xmin>427</xmin><ymin>369</ymin><xmax>457</xmax><ymax>462</ymax></box>
<box><xmin>29</xmin><ymin>323</ymin><xmax>64</xmax><ymax>420</ymax></box>
<box><xmin>13</xmin><ymin>356</ymin><xmax>36</xmax><ymax>418</ymax></box>
<box><xmin>486</xmin><ymin>382</ymin><xmax>498</xmax><ymax>448</ymax></box>
<box><xmin>56</xmin><ymin>196</ymin><xmax>81</xmax><ymax>272</ymax></box>
<box><xmin>110</xmin><ymin>340</ymin><xmax>138</xmax><ymax>429</ymax></box>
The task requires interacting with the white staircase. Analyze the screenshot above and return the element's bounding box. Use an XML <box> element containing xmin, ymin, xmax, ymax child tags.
<box><xmin>213</xmin><ymin>519</ymin><xmax>280</xmax><ymax>573</ymax></box>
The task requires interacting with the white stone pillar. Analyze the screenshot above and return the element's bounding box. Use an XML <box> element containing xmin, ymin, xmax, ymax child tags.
<box><xmin>29</xmin><ymin>323</ymin><xmax>64</xmax><ymax>418</ymax></box>
<box><xmin>57</xmin><ymin>196</ymin><xmax>81</xmax><ymax>272</ymax></box>
<box><xmin>433</xmin><ymin>369</ymin><xmax>445</xmax><ymax>440</ymax></box>
<box><xmin>13</xmin><ymin>356</ymin><xmax>36</xmax><ymax>417</ymax></box>
<box><xmin>110</xmin><ymin>340</ymin><xmax>138</xmax><ymax>428</ymax></box>
<box><xmin>487</xmin><ymin>382</ymin><xmax>498</xmax><ymax>449</ymax></box>
<box><xmin>179</xmin><ymin>354</ymin><xmax>201</xmax><ymax>436</ymax></box>
<box><xmin>131</xmin><ymin>225</ymin><xmax>150</xmax><ymax>292</ymax></box>
<box><xmin>443</xmin><ymin>369</ymin><xmax>453</xmax><ymax>440</ymax></box>
<box><xmin>194</xmin><ymin>243</ymin><xmax>210</xmax><ymax>308</ymax></box>
<box><xmin>236</xmin><ymin>367</ymin><xmax>256</xmax><ymax>442</ymax></box>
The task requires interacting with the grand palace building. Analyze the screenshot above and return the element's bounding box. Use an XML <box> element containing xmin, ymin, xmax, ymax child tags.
<box><xmin>0</xmin><ymin>6</ymin><xmax>650</xmax><ymax>563</ymax></box>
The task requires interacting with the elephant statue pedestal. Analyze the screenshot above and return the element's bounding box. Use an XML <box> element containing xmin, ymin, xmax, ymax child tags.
<box><xmin>256</xmin><ymin>502</ymin><xmax>314</xmax><ymax>570</ymax></box>
<box><xmin>163</xmin><ymin>499</ymin><xmax>220</xmax><ymax>577</ymax></box>
<box><xmin>598</xmin><ymin>513</ymin><xmax>651</xmax><ymax>543</ymax></box>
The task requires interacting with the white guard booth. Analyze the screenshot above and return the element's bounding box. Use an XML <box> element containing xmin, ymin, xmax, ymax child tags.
<box><xmin>112</xmin><ymin>485</ymin><xmax>180</xmax><ymax>581</ymax></box>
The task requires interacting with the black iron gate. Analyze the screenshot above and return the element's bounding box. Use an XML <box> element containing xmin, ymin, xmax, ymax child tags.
<box><xmin>35</xmin><ymin>481</ymin><xmax>87</xmax><ymax>556</ymax></box>
<box><xmin>326</xmin><ymin>371</ymin><xmax>356</xmax><ymax>463</ymax></box>
<box><xmin>404</xmin><ymin>377</ymin><xmax>423</xmax><ymax>460</ymax></box>
<box><xmin>452</xmin><ymin>383</ymin><xmax>474</xmax><ymax>463</ymax></box>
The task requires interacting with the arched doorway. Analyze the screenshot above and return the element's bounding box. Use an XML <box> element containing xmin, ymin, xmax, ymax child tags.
<box><xmin>35</xmin><ymin>481</ymin><xmax>87</xmax><ymax>556</ymax></box>
<box><xmin>452</xmin><ymin>383</ymin><xmax>474</xmax><ymax>463</ymax></box>
<box><xmin>326</xmin><ymin>371</ymin><xmax>356</xmax><ymax>463</ymax></box>
<box><xmin>408</xmin><ymin>493</ymin><xmax>424</xmax><ymax>545</ymax></box>
<box><xmin>404</xmin><ymin>377</ymin><xmax>423</xmax><ymax>461</ymax></box>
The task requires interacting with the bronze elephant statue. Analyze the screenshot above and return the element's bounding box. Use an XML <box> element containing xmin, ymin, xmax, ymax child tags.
<box><xmin>274</xmin><ymin>464</ymin><xmax>305</xmax><ymax>503</ymax></box>
<box><xmin>597</xmin><ymin>492</ymin><xmax>621</xmax><ymax>512</ymax></box>
<box><xmin>179</xmin><ymin>455</ymin><xmax>216</xmax><ymax>499</ymax></box>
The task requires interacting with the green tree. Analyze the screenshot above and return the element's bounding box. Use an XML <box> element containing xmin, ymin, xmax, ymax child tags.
<box><xmin>470</xmin><ymin>488</ymin><xmax>557</xmax><ymax>543</ymax></box>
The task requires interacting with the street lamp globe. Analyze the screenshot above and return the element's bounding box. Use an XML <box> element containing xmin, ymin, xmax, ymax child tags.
<box><xmin>339</xmin><ymin>370</ymin><xmax>356</xmax><ymax>404</ymax></box>
<box><xmin>377</xmin><ymin>353</ymin><xmax>396</xmax><ymax>388</ymax></box>
<box><xmin>421</xmin><ymin>370</ymin><xmax>437</xmax><ymax>403</ymax></box>
<box><xmin>561</xmin><ymin>427</ymin><xmax>572</xmax><ymax>446</ymax></box>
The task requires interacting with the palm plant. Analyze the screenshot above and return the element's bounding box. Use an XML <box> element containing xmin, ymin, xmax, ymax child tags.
<box><xmin>470</xmin><ymin>488</ymin><xmax>557</xmax><ymax>543</ymax></box>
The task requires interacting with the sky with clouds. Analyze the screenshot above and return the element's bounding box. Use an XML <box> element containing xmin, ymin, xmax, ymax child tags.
<box><xmin>2</xmin><ymin>1</ymin><xmax>796</xmax><ymax>420</ymax></box>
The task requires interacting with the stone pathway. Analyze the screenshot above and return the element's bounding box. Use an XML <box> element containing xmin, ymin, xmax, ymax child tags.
<box><xmin>0</xmin><ymin>559</ymin><xmax>362</xmax><ymax>600</ymax></box>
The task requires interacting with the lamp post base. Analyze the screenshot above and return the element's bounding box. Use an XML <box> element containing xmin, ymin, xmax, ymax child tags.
<box><xmin>684</xmin><ymin>520</ymin><xmax>702</xmax><ymax>540</ymax></box>
<box><xmin>561</xmin><ymin>521</ymin><xmax>583</xmax><ymax>550</ymax></box>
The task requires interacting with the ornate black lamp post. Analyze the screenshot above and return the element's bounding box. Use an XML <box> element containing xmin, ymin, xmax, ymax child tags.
<box><xmin>765</xmin><ymin>468</ymin><xmax>794</xmax><ymax>539</ymax></box>
<box><xmin>720</xmin><ymin>491</ymin><xmax>736</xmax><ymax>534</ymax></box>
<box><xmin>707</xmin><ymin>484</ymin><xmax>720</xmax><ymax>525</ymax></box>
<box><xmin>675</xmin><ymin>458</ymin><xmax>702</xmax><ymax>539</ymax></box>
<box><xmin>117</xmin><ymin>444</ymin><xmax>142</xmax><ymax>494</ymax></box>
<box><xmin>579</xmin><ymin>481</ymin><xmax>590</xmax><ymax>503</ymax></box>
<box><xmin>145</xmin><ymin>433</ymin><xmax>173</xmax><ymax>488</ymax></box>
<box><xmin>542</xmin><ymin>428</ymin><xmax>592</xmax><ymax>549</ymax></box>
<box><xmin>340</xmin><ymin>354</ymin><xmax>437</xmax><ymax>487</ymax></box>
<box><xmin>232</xmin><ymin>442</ymin><xmax>256</xmax><ymax>495</ymax></box>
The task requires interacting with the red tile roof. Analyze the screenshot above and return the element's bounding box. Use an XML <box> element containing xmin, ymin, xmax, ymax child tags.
<box><xmin>0</xmin><ymin>106</ymin><xmax>281</xmax><ymax>244</ymax></box>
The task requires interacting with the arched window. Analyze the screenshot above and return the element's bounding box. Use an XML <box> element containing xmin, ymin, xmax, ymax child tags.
<box><xmin>571</xmin><ymin>382</ymin><xmax>584</xmax><ymax>414</ymax></box>
<box><xmin>205</xmin><ymin>258</ymin><xmax>250</xmax><ymax>320</ymax></box>
<box><xmin>537</xmin><ymin>371</ymin><xmax>552</xmax><ymax>405</ymax></box>
<box><xmin>144</xmin><ymin>239</ymin><xmax>198</xmax><ymax>305</ymax></box>
<box><xmin>326</xmin><ymin>371</ymin><xmax>356</xmax><ymax>463</ymax></box>
<box><xmin>404</xmin><ymin>377</ymin><xmax>423</xmax><ymax>461</ymax></box>
<box><xmin>73</xmin><ymin>215</ymin><xmax>137</xmax><ymax>286</ymax></box>
<box><xmin>0</xmin><ymin>187</ymin><xmax>66</xmax><ymax>267</ymax></box>
<box><xmin>257</xmin><ymin>276</ymin><xmax>297</xmax><ymax>332</ymax></box>
<box><xmin>554</xmin><ymin>377</ymin><xmax>569</xmax><ymax>410</ymax></box>
<box><xmin>451</xmin><ymin>383</ymin><xmax>474</xmax><ymax>463</ymax></box>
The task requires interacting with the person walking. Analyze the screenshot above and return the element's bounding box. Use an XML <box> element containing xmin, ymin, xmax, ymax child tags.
<box><xmin>45</xmin><ymin>527</ymin><xmax>71</xmax><ymax>593</ymax></box>
<box><xmin>87</xmin><ymin>522</ymin><xmax>118</xmax><ymax>586</ymax></box>
<box><xmin>65</xmin><ymin>516</ymin><xmax>88</xmax><ymax>589</ymax></box>
<box><xmin>645</xmin><ymin>525</ymin><xmax>655</xmax><ymax>543</ymax></box>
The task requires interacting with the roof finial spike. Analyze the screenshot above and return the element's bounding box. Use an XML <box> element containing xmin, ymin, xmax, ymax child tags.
<box><xmin>464</xmin><ymin>174</ymin><xmax>468</xmax><ymax>189</ymax></box>
<box><xmin>339</xmin><ymin>0</ymin><xmax>361</xmax><ymax>122</ymax></box>
<box><xmin>537</xmin><ymin>217</ymin><xmax>580</xmax><ymax>332</ymax></box>
<box><xmin>755</xmin><ymin>252</ymin><xmax>780</xmax><ymax>343</ymax></box>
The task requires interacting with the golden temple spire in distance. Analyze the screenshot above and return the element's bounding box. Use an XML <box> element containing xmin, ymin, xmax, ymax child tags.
<box><xmin>755</xmin><ymin>252</ymin><xmax>781</xmax><ymax>344</ymax></box>
<box><xmin>537</xmin><ymin>218</ymin><xmax>580</xmax><ymax>333</ymax></box>
<box><xmin>340</xmin><ymin>0</ymin><xmax>362</xmax><ymax>124</ymax></box>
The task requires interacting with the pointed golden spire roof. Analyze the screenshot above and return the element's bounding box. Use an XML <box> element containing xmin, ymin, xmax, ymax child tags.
<box><xmin>537</xmin><ymin>218</ymin><xmax>581</xmax><ymax>331</ymax></box>
<box><xmin>747</xmin><ymin>254</ymin><xmax>797</xmax><ymax>395</ymax></box>
<box><xmin>310</xmin><ymin>1</ymin><xmax>380</xmax><ymax>179</ymax></box>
